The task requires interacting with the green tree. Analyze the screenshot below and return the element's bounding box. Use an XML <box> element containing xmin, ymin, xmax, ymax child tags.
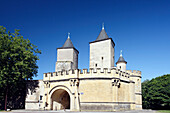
<box><xmin>142</xmin><ymin>74</ymin><xmax>170</xmax><ymax>110</ymax></box>
<box><xmin>0</xmin><ymin>26</ymin><xmax>41</xmax><ymax>110</ymax></box>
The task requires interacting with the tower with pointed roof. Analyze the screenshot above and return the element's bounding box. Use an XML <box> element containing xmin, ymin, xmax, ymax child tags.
<box><xmin>89</xmin><ymin>24</ymin><xmax>115</xmax><ymax>69</ymax></box>
<box><xmin>116</xmin><ymin>50</ymin><xmax>127</xmax><ymax>72</ymax></box>
<box><xmin>55</xmin><ymin>33</ymin><xmax>79</xmax><ymax>72</ymax></box>
<box><xmin>25</xmin><ymin>24</ymin><xmax>142</xmax><ymax>111</ymax></box>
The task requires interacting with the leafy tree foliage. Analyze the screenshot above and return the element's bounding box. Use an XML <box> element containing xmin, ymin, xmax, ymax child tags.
<box><xmin>0</xmin><ymin>26</ymin><xmax>41</xmax><ymax>110</ymax></box>
<box><xmin>142</xmin><ymin>74</ymin><xmax>170</xmax><ymax>110</ymax></box>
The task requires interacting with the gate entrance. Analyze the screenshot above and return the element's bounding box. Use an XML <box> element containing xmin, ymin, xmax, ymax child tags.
<box><xmin>51</xmin><ymin>89</ymin><xmax>70</xmax><ymax>110</ymax></box>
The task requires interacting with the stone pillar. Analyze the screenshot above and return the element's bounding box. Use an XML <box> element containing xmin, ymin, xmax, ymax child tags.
<box><xmin>112</xmin><ymin>79</ymin><xmax>120</xmax><ymax>111</ymax></box>
<box><xmin>70</xmin><ymin>94</ymin><xmax>75</xmax><ymax>111</ymax></box>
<box><xmin>75</xmin><ymin>79</ymin><xmax>80</xmax><ymax>111</ymax></box>
<box><xmin>69</xmin><ymin>79</ymin><xmax>80</xmax><ymax>111</ymax></box>
<box><xmin>129</xmin><ymin>81</ymin><xmax>135</xmax><ymax>110</ymax></box>
<box><xmin>44</xmin><ymin>81</ymin><xmax>51</xmax><ymax>110</ymax></box>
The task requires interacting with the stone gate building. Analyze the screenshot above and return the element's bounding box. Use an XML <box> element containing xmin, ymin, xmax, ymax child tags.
<box><xmin>25</xmin><ymin>25</ymin><xmax>142</xmax><ymax>111</ymax></box>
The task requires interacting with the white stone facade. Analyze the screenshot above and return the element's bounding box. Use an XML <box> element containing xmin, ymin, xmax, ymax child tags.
<box><xmin>25</xmin><ymin>26</ymin><xmax>142</xmax><ymax>111</ymax></box>
<box><xmin>25</xmin><ymin>80</ymin><xmax>44</xmax><ymax>110</ymax></box>
<box><xmin>117</xmin><ymin>62</ymin><xmax>127</xmax><ymax>72</ymax></box>
<box><xmin>90</xmin><ymin>39</ymin><xmax>115</xmax><ymax>69</ymax></box>
<box><xmin>56</xmin><ymin>48</ymin><xmax>78</xmax><ymax>71</ymax></box>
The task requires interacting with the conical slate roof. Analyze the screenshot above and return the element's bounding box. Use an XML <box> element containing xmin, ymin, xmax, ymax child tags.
<box><xmin>96</xmin><ymin>29</ymin><xmax>109</xmax><ymax>41</ymax></box>
<box><xmin>57</xmin><ymin>33</ymin><xmax>79</xmax><ymax>53</ymax></box>
<box><xmin>116</xmin><ymin>51</ymin><xmax>127</xmax><ymax>64</ymax></box>
<box><xmin>62</xmin><ymin>37</ymin><xmax>74</xmax><ymax>48</ymax></box>
<box><xmin>89</xmin><ymin>24</ymin><xmax>115</xmax><ymax>47</ymax></box>
<box><xmin>116</xmin><ymin>56</ymin><xmax>127</xmax><ymax>64</ymax></box>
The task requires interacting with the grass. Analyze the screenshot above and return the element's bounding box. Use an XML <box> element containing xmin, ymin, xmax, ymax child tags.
<box><xmin>157</xmin><ymin>110</ymin><xmax>170</xmax><ymax>113</ymax></box>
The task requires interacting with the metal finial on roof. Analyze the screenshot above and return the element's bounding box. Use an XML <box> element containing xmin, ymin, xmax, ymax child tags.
<box><xmin>102</xmin><ymin>22</ymin><xmax>104</xmax><ymax>30</ymax></box>
<box><xmin>120</xmin><ymin>50</ymin><xmax>122</xmax><ymax>57</ymax></box>
<box><xmin>62</xmin><ymin>32</ymin><xmax>74</xmax><ymax>48</ymax></box>
<box><xmin>68</xmin><ymin>32</ymin><xmax>70</xmax><ymax>39</ymax></box>
<box><xmin>116</xmin><ymin>50</ymin><xmax>127</xmax><ymax>64</ymax></box>
<box><xmin>96</xmin><ymin>23</ymin><xmax>109</xmax><ymax>41</ymax></box>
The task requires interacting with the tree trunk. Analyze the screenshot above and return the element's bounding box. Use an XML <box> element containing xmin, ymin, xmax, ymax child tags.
<box><xmin>4</xmin><ymin>86</ymin><xmax>8</xmax><ymax>111</ymax></box>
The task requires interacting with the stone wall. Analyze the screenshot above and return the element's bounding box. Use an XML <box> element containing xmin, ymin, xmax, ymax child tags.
<box><xmin>25</xmin><ymin>68</ymin><xmax>142</xmax><ymax>111</ymax></box>
<box><xmin>41</xmin><ymin>68</ymin><xmax>141</xmax><ymax>111</ymax></box>
<box><xmin>56</xmin><ymin>48</ymin><xmax>78</xmax><ymax>71</ymax></box>
<box><xmin>89</xmin><ymin>39</ymin><xmax>114</xmax><ymax>69</ymax></box>
<box><xmin>25</xmin><ymin>80</ymin><xmax>44</xmax><ymax>110</ymax></box>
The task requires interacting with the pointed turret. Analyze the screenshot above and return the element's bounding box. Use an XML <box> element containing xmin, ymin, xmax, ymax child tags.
<box><xmin>116</xmin><ymin>50</ymin><xmax>127</xmax><ymax>64</ymax></box>
<box><xmin>56</xmin><ymin>33</ymin><xmax>79</xmax><ymax>72</ymax></box>
<box><xmin>89</xmin><ymin>23</ymin><xmax>115</xmax><ymax>69</ymax></box>
<box><xmin>62</xmin><ymin>32</ymin><xmax>74</xmax><ymax>48</ymax></box>
<box><xmin>116</xmin><ymin>50</ymin><xmax>127</xmax><ymax>72</ymax></box>
<box><xmin>96</xmin><ymin>23</ymin><xmax>109</xmax><ymax>41</ymax></box>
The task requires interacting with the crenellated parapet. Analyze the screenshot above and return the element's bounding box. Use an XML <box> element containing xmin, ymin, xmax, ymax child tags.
<box><xmin>126</xmin><ymin>70</ymin><xmax>141</xmax><ymax>78</ymax></box>
<box><xmin>127</xmin><ymin>70</ymin><xmax>141</xmax><ymax>74</ymax></box>
<box><xmin>43</xmin><ymin>67</ymin><xmax>133</xmax><ymax>83</ymax></box>
<box><xmin>43</xmin><ymin>69</ymin><xmax>79</xmax><ymax>81</ymax></box>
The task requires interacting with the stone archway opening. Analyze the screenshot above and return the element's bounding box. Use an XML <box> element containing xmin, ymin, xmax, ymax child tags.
<box><xmin>51</xmin><ymin>89</ymin><xmax>70</xmax><ymax>110</ymax></box>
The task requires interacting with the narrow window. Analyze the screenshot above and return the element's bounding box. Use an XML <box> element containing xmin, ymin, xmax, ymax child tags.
<box><xmin>120</xmin><ymin>66</ymin><xmax>121</xmax><ymax>69</ymax></box>
<box><xmin>40</xmin><ymin>95</ymin><xmax>43</xmax><ymax>100</ymax></box>
<box><xmin>95</xmin><ymin>64</ymin><xmax>97</xmax><ymax>67</ymax></box>
<box><xmin>101</xmin><ymin>57</ymin><xmax>103</xmax><ymax>60</ymax></box>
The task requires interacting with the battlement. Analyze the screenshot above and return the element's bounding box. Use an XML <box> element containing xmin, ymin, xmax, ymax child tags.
<box><xmin>43</xmin><ymin>67</ymin><xmax>132</xmax><ymax>82</ymax></box>
<box><xmin>126</xmin><ymin>70</ymin><xmax>141</xmax><ymax>75</ymax></box>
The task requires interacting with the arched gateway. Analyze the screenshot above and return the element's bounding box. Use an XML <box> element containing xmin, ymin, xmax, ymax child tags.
<box><xmin>51</xmin><ymin>89</ymin><xmax>70</xmax><ymax>110</ymax></box>
<box><xmin>49</xmin><ymin>86</ymin><xmax>72</xmax><ymax>110</ymax></box>
<box><xmin>25</xmin><ymin>25</ymin><xmax>142</xmax><ymax>111</ymax></box>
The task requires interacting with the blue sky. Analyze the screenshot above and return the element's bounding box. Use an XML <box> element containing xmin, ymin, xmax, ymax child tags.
<box><xmin>0</xmin><ymin>0</ymin><xmax>170</xmax><ymax>81</ymax></box>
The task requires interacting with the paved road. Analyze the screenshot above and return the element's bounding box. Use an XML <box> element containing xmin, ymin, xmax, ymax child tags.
<box><xmin>0</xmin><ymin>109</ymin><xmax>158</xmax><ymax>113</ymax></box>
